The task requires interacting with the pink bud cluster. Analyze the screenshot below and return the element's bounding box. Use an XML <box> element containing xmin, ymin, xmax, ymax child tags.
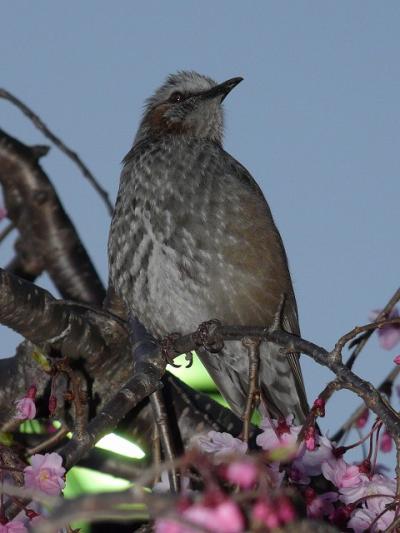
<box><xmin>162</xmin><ymin>408</ymin><xmax>398</xmax><ymax>532</ymax></box>
<box><xmin>15</xmin><ymin>385</ymin><xmax>37</xmax><ymax>420</ymax></box>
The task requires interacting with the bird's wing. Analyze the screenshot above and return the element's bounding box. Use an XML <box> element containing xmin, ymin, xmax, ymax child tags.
<box><xmin>219</xmin><ymin>148</ymin><xmax>310</xmax><ymax>422</ymax></box>
<box><xmin>282</xmin><ymin>303</ymin><xmax>310</xmax><ymax>422</ymax></box>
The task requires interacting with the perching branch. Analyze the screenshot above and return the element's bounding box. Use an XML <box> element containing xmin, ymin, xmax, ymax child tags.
<box><xmin>1</xmin><ymin>262</ymin><xmax>399</xmax><ymax>460</ymax></box>
<box><xmin>167</xmin><ymin>320</ymin><xmax>400</xmax><ymax>439</ymax></box>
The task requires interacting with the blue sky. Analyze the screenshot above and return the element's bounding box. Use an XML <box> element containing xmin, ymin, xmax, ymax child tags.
<box><xmin>1</xmin><ymin>1</ymin><xmax>399</xmax><ymax>453</ymax></box>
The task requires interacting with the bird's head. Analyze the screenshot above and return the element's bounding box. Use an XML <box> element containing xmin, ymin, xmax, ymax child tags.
<box><xmin>134</xmin><ymin>71</ymin><xmax>243</xmax><ymax>144</ymax></box>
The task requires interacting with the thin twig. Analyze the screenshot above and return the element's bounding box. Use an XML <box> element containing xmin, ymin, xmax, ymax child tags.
<box><xmin>396</xmin><ymin>439</ymin><xmax>400</xmax><ymax>509</ymax></box>
<box><xmin>0</xmin><ymin>482</ymin><xmax>57</xmax><ymax>506</ymax></box>
<box><xmin>27</xmin><ymin>426</ymin><xmax>69</xmax><ymax>456</ymax></box>
<box><xmin>152</xmin><ymin>423</ymin><xmax>161</xmax><ymax>485</ymax></box>
<box><xmin>346</xmin><ymin>287</ymin><xmax>400</xmax><ymax>369</ymax></box>
<box><xmin>60</xmin><ymin>373</ymin><xmax>164</xmax><ymax>469</ymax></box>
<box><xmin>386</xmin><ymin>513</ymin><xmax>400</xmax><ymax>533</ymax></box>
<box><xmin>297</xmin><ymin>379</ymin><xmax>341</xmax><ymax>443</ymax></box>
<box><xmin>355</xmin><ymin>427</ymin><xmax>368</xmax><ymax>459</ymax></box>
<box><xmin>331</xmin><ymin>317</ymin><xmax>400</xmax><ymax>361</ymax></box>
<box><xmin>0</xmin><ymin>222</ymin><xmax>14</xmax><ymax>244</ymax></box>
<box><xmin>0</xmin><ymin>88</ymin><xmax>113</xmax><ymax>215</ymax></box>
<box><xmin>368</xmin><ymin>498</ymin><xmax>398</xmax><ymax>532</ymax></box>
<box><xmin>241</xmin><ymin>337</ymin><xmax>261</xmax><ymax>443</ymax></box>
<box><xmin>333</xmin><ymin>365</ymin><xmax>400</xmax><ymax>442</ymax></box>
<box><xmin>68</xmin><ymin>371</ymin><xmax>88</xmax><ymax>440</ymax></box>
<box><xmin>150</xmin><ymin>390</ymin><xmax>179</xmax><ymax>492</ymax></box>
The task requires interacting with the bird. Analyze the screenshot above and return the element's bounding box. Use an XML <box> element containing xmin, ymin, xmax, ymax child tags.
<box><xmin>108</xmin><ymin>71</ymin><xmax>309</xmax><ymax>424</ymax></box>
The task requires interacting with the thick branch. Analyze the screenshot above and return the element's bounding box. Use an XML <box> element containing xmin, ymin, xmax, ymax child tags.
<box><xmin>60</xmin><ymin>371</ymin><xmax>164</xmax><ymax>469</ymax></box>
<box><xmin>0</xmin><ymin>268</ymin><xmax>122</xmax><ymax>362</ymax></box>
<box><xmin>0</xmin><ymin>129</ymin><xmax>105</xmax><ymax>305</ymax></box>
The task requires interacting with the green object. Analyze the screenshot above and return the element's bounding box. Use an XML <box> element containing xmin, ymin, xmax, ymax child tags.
<box><xmin>168</xmin><ymin>352</ymin><xmax>215</xmax><ymax>390</ymax></box>
<box><xmin>64</xmin><ymin>467</ymin><xmax>131</xmax><ymax>497</ymax></box>
<box><xmin>19</xmin><ymin>420</ymin><xmax>42</xmax><ymax>434</ymax></box>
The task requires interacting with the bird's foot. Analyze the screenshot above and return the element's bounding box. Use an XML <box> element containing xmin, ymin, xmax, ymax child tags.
<box><xmin>160</xmin><ymin>332</ymin><xmax>181</xmax><ymax>367</ymax></box>
<box><xmin>193</xmin><ymin>319</ymin><xmax>224</xmax><ymax>353</ymax></box>
<box><xmin>183</xmin><ymin>351</ymin><xmax>194</xmax><ymax>368</ymax></box>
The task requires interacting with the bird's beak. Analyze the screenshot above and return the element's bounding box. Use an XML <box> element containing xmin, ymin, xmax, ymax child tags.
<box><xmin>201</xmin><ymin>77</ymin><xmax>243</xmax><ymax>102</ymax></box>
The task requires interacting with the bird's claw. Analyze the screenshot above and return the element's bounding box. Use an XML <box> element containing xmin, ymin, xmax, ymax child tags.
<box><xmin>184</xmin><ymin>351</ymin><xmax>194</xmax><ymax>368</ymax></box>
<box><xmin>193</xmin><ymin>319</ymin><xmax>224</xmax><ymax>353</ymax></box>
<box><xmin>160</xmin><ymin>332</ymin><xmax>181</xmax><ymax>366</ymax></box>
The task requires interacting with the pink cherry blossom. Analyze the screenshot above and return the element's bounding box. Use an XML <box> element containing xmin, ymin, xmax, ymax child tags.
<box><xmin>252</xmin><ymin>496</ymin><xmax>295</xmax><ymax>528</ymax></box>
<box><xmin>156</xmin><ymin>499</ymin><xmax>245</xmax><ymax>533</ymax></box>
<box><xmin>289</xmin><ymin>463</ymin><xmax>310</xmax><ymax>484</ymax></box>
<box><xmin>48</xmin><ymin>394</ymin><xmax>57</xmax><ymax>415</ymax></box>
<box><xmin>0</xmin><ymin>206</ymin><xmax>7</xmax><ymax>221</ymax></box>
<box><xmin>304</xmin><ymin>426</ymin><xmax>316</xmax><ymax>451</ymax></box>
<box><xmin>24</xmin><ymin>452</ymin><xmax>65</xmax><ymax>495</ymax></box>
<box><xmin>252</xmin><ymin>499</ymin><xmax>280</xmax><ymax>529</ymax></box>
<box><xmin>15</xmin><ymin>385</ymin><xmax>37</xmax><ymax>420</ymax></box>
<box><xmin>348</xmin><ymin>507</ymin><xmax>378</xmax><ymax>533</ymax></box>
<box><xmin>340</xmin><ymin>472</ymin><xmax>395</xmax><ymax>505</ymax></box>
<box><xmin>312</xmin><ymin>397</ymin><xmax>326</xmax><ymax>417</ymax></box>
<box><xmin>25</xmin><ymin>509</ymin><xmax>40</xmax><ymax>521</ymax></box>
<box><xmin>225</xmin><ymin>460</ymin><xmax>258</xmax><ymax>488</ymax></box>
<box><xmin>160</xmin><ymin>520</ymin><xmax>191</xmax><ymax>533</ymax></box>
<box><xmin>369</xmin><ymin>307</ymin><xmax>400</xmax><ymax>350</ymax></box>
<box><xmin>256</xmin><ymin>414</ymin><xmax>301</xmax><ymax>452</ymax></box>
<box><xmin>355</xmin><ymin>408</ymin><xmax>369</xmax><ymax>428</ymax></box>
<box><xmin>15</xmin><ymin>398</ymin><xmax>36</xmax><ymax>420</ymax></box>
<box><xmin>265</xmin><ymin>461</ymin><xmax>284</xmax><ymax>488</ymax></box>
<box><xmin>276</xmin><ymin>496</ymin><xmax>296</xmax><ymax>524</ymax></box>
<box><xmin>291</xmin><ymin>434</ymin><xmax>334</xmax><ymax>482</ymax></box>
<box><xmin>380</xmin><ymin>430</ymin><xmax>393</xmax><ymax>453</ymax></box>
<box><xmin>348</xmin><ymin>496</ymin><xmax>395</xmax><ymax>533</ymax></box>
<box><xmin>321</xmin><ymin>458</ymin><xmax>361</xmax><ymax>489</ymax></box>
<box><xmin>330</xmin><ymin>505</ymin><xmax>353</xmax><ymax>529</ymax></box>
<box><xmin>155</xmin><ymin>519</ymin><xmax>187</xmax><ymax>533</ymax></box>
<box><xmin>394</xmin><ymin>355</ymin><xmax>400</xmax><ymax>365</ymax></box>
<box><xmin>193</xmin><ymin>431</ymin><xmax>247</xmax><ymax>457</ymax></box>
<box><xmin>305</xmin><ymin>488</ymin><xmax>338</xmax><ymax>519</ymax></box>
<box><xmin>339</xmin><ymin>473</ymin><xmax>370</xmax><ymax>504</ymax></box>
<box><xmin>0</xmin><ymin>521</ymin><xmax>27</xmax><ymax>533</ymax></box>
<box><xmin>184</xmin><ymin>500</ymin><xmax>244</xmax><ymax>533</ymax></box>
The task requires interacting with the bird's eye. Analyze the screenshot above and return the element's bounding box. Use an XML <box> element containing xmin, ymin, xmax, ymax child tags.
<box><xmin>169</xmin><ymin>91</ymin><xmax>184</xmax><ymax>103</ymax></box>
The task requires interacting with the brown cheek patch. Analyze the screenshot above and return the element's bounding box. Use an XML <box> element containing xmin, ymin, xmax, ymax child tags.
<box><xmin>148</xmin><ymin>105</ymin><xmax>191</xmax><ymax>135</ymax></box>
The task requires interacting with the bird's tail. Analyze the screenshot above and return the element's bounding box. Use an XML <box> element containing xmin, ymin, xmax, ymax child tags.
<box><xmin>197</xmin><ymin>340</ymin><xmax>308</xmax><ymax>426</ymax></box>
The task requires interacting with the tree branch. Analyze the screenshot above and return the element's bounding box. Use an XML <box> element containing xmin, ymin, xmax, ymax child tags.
<box><xmin>346</xmin><ymin>287</ymin><xmax>400</xmax><ymax>369</ymax></box>
<box><xmin>0</xmin><ymin>129</ymin><xmax>105</xmax><ymax>305</ymax></box>
<box><xmin>0</xmin><ymin>89</ymin><xmax>113</xmax><ymax>215</ymax></box>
